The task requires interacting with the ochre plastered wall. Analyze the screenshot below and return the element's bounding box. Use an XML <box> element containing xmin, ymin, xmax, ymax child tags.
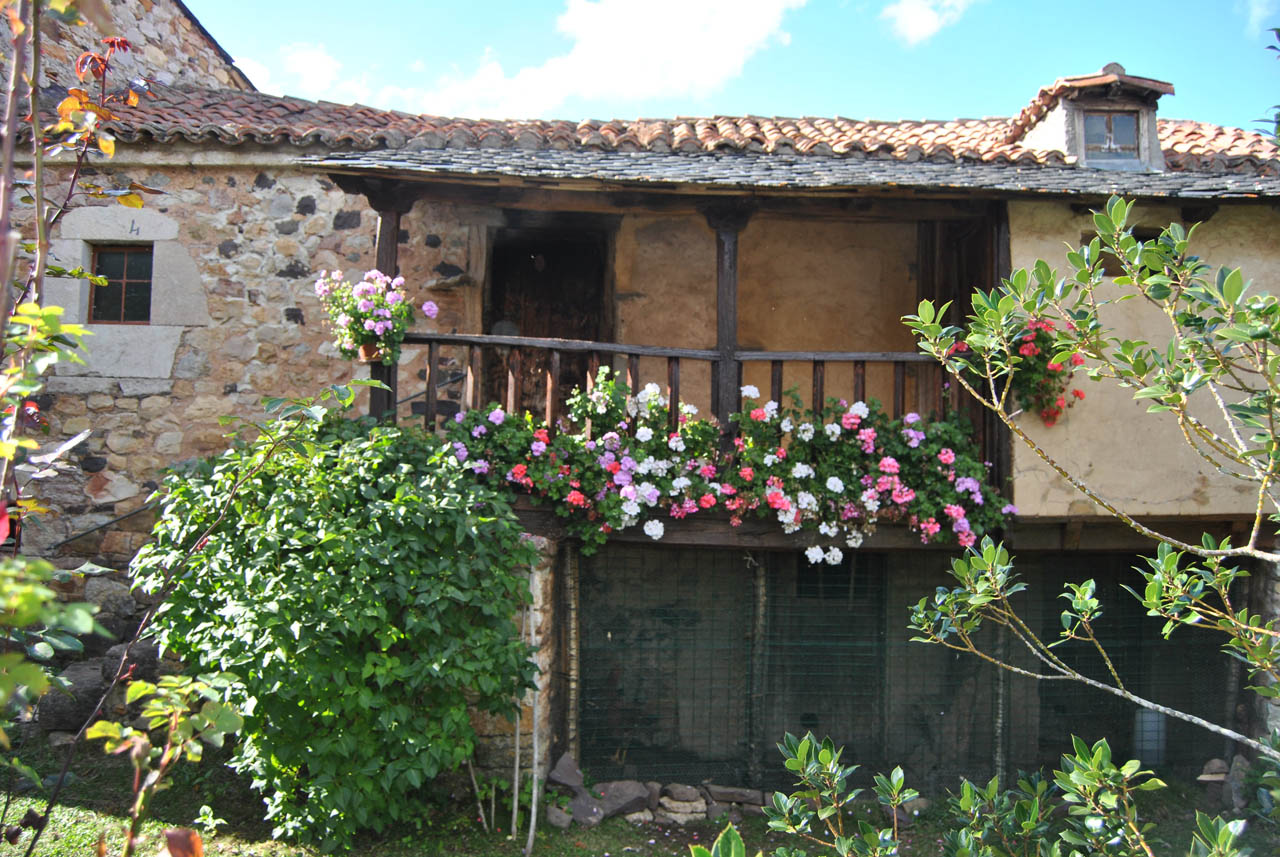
<box><xmin>1007</xmin><ymin>199</ymin><xmax>1280</xmax><ymax>518</ymax></box>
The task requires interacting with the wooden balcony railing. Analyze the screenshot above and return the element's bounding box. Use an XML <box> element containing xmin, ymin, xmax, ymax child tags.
<box><xmin>371</xmin><ymin>332</ymin><xmax>1007</xmax><ymax>484</ymax></box>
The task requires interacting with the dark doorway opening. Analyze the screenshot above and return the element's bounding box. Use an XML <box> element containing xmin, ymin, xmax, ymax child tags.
<box><xmin>486</xmin><ymin>227</ymin><xmax>609</xmax><ymax>411</ymax></box>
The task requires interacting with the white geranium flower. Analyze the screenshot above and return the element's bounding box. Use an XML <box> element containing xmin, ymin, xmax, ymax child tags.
<box><xmin>635</xmin><ymin>426</ymin><xmax>654</xmax><ymax>443</ymax></box>
<box><xmin>826</xmin><ymin>476</ymin><xmax>845</xmax><ymax>493</ymax></box>
<box><xmin>797</xmin><ymin>491</ymin><xmax>817</xmax><ymax>511</ymax></box>
<box><xmin>861</xmin><ymin>489</ymin><xmax>881</xmax><ymax>513</ymax></box>
<box><xmin>740</xmin><ymin>384</ymin><xmax>760</xmax><ymax>399</ymax></box>
<box><xmin>763</xmin><ymin>454</ymin><xmax>777</xmax><ymax>467</ymax></box>
<box><xmin>818</xmin><ymin>522</ymin><xmax>838</xmax><ymax>537</ymax></box>
<box><xmin>643</xmin><ymin>519</ymin><xmax>665</xmax><ymax>540</ymax></box>
<box><xmin>846</xmin><ymin>530</ymin><xmax>864</xmax><ymax>549</ymax></box>
<box><xmin>670</xmin><ymin>476</ymin><xmax>691</xmax><ymax>494</ymax></box>
<box><xmin>796</xmin><ymin>422</ymin><xmax>815</xmax><ymax>441</ymax></box>
<box><xmin>824</xmin><ymin>546</ymin><xmax>843</xmax><ymax>565</ymax></box>
<box><xmin>780</xmin><ymin>417</ymin><xmax>794</xmax><ymax>433</ymax></box>
<box><xmin>681</xmin><ymin>403</ymin><xmax>698</xmax><ymax>416</ymax></box>
<box><xmin>791</xmin><ymin>463</ymin><xmax>815</xmax><ymax>479</ymax></box>
<box><xmin>636</xmin><ymin>456</ymin><xmax>655</xmax><ymax>475</ymax></box>
<box><xmin>849</xmin><ymin>401</ymin><xmax>870</xmax><ymax>418</ymax></box>
<box><xmin>622</xmin><ymin>500</ymin><xmax>641</xmax><ymax>517</ymax></box>
<box><xmin>764</xmin><ymin>400</ymin><xmax>779</xmax><ymax>418</ymax></box>
<box><xmin>824</xmin><ymin>423</ymin><xmax>841</xmax><ymax>440</ymax></box>
<box><xmin>804</xmin><ymin>545</ymin><xmax>825</xmax><ymax>564</ymax></box>
<box><xmin>668</xmin><ymin>435</ymin><xmax>685</xmax><ymax>452</ymax></box>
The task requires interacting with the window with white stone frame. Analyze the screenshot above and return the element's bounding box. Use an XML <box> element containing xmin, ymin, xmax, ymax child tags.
<box><xmin>45</xmin><ymin>206</ymin><xmax>211</xmax><ymax>381</ymax></box>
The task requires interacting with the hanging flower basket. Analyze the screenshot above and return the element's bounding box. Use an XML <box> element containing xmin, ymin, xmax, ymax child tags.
<box><xmin>314</xmin><ymin>269</ymin><xmax>438</xmax><ymax>365</ymax></box>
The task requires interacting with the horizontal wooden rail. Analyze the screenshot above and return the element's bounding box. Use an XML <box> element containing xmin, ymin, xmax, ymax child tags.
<box><xmin>402</xmin><ymin>331</ymin><xmax>718</xmax><ymax>361</ymax></box>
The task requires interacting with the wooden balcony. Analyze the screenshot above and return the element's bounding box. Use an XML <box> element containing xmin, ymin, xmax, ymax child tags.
<box><xmin>368</xmin><ymin>331</ymin><xmax>1008</xmax><ymax>487</ymax></box>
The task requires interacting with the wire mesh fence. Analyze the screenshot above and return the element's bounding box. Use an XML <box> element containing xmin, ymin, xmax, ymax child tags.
<box><xmin>575</xmin><ymin>543</ymin><xmax>1239</xmax><ymax>792</ymax></box>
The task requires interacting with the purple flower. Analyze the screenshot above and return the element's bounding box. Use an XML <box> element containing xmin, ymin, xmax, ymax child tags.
<box><xmin>613</xmin><ymin>470</ymin><xmax>632</xmax><ymax>486</ymax></box>
<box><xmin>904</xmin><ymin>412</ymin><xmax>921</xmax><ymax>425</ymax></box>
<box><xmin>531</xmin><ymin>440</ymin><xmax>547</xmax><ymax>456</ymax></box>
<box><xmin>472</xmin><ymin>459</ymin><xmax>490</xmax><ymax>475</ymax></box>
<box><xmin>471</xmin><ymin>425</ymin><xmax>487</xmax><ymax>438</ymax></box>
<box><xmin>454</xmin><ymin>412</ymin><xmax>465</xmax><ymax>423</ymax></box>
<box><xmin>952</xmin><ymin>517</ymin><xmax>971</xmax><ymax>533</ymax></box>
<box><xmin>386</xmin><ymin>290</ymin><xmax>404</xmax><ymax>305</ymax></box>
<box><xmin>422</xmin><ymin>300</ymin><xmax>439</xmax><ymax>319</ymax></box>
<box><xmin>585</xmin><ymin>440</ymin><xmax>596</xmax><ymax>451</ymax></box>
<box><xmin>357</xmin><ymin>299</ymin><xmax>375</xmax><ymax>313</ymax></box>
<box><xmin>1001</xmin><ymin>503</ymin><xmax>1019</xmax><ymax>515</ymax></box>
<box><xmin>452</xmin><ymin>442</ymin><xmax>468</xmax><ymax>462</ymax></box>
<box><xmin>363</xmin><ymin>319</ymin><xmax>378</xmax><ymax>331</ymax></box>
<box><xmin>488</xmin><ymin>408</ymin><xmax>505</xmax><ymax>425</ymax></box>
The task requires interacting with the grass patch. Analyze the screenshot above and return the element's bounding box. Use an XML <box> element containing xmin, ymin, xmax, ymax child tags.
<box><xmin>3</xmin><ymin>739</ymin><xmax>1278</xmax><ymax>856</ymax></box>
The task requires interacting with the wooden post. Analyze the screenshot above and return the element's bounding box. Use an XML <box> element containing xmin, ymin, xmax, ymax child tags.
<box><xmin>702</xmin><ymin>202</ymin><xmax>754</xmax><ymax>437</ymax></box>
<box><xmin>369</xmin><ymin>207</ymin><xmax>401</xmax><ymax>421</ymax></box>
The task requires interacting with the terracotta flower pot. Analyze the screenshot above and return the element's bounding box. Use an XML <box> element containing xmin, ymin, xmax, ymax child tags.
<box><xmin>357</xmin><ymin>343</ymin><xmax>383</xmax><ymax>363</ymax></box>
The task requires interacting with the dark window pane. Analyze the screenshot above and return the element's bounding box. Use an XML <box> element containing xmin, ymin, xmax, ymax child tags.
<box><xmin>95</xmin><ymin>250</ymin><xmax>125</xmax><ymax>281</ymax></box>
<box><xmin>123</xmin><ymin>282</ymin><xmax>151</xmax><ymax>322</ymax></box>
<box><xmin>90</xmin><ymin>282</ymin><xmax>123</xmax><ymax>322</ymax></box>
<box><xmin>1111</xmin><ymin>113</ymin><xmax>1138</xmax><ymax>148</ymax></box>
<box><xmin>125</xmin><ymin>249</ymin><xmax>152</xmax><ymax>281</ymax></box>
<box><xmin>1084</xmin><ymin>113</ymin><xmax>1108</xmax><ymax>148</ymax></box>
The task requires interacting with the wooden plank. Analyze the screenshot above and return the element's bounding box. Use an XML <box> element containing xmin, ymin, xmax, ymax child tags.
<box><xmin>546</xmin><ymin>350</ymin><xmax>561</xmax><ymax>429</ymax></box>
<box><xmin>424</xmin><ymin>340</ymin><xmax>439</xmax><ymax>429</ymax></box>
<box><xmin>667</xmin><ymin>357</ymin><xmax>681</xmax><ymax>432</ymax></box>
<box><xmin>587</xmin><ymin>351</ymin><xmax>601</xmax><ymax>387</ymax></box>
<box><xmin>466</xmin><ymin>344</ymin><xmax>481</xmax><ymax>411</ymax></box>
<box><xmin>627</xmin><ymin>354</ymin><xmax>640</xmax><ymax>393</ymax></box>
<box><xmin>736</xmin><ymin>349</ymin><xmax>933</xmax><ymax>362</ymax></box>
<box><xmin>854</xmin><ymin>361</ymin><xmax>865</xmax><ymax>402</ymax></box>
<box><xmin>401</xmin><ymin>331</ymin><xmax>717</xmax><ymax>360</ymax></box>
<box><xmin>811</xmin><ymin>361</ymin><xmax>825</xmax><ymax>412</ymax></box>
<box><xmin>368</xmin><ymin>207</ymin><xmax>401</xmax><ymax>421</ymax></box>
<box><xmin>506</xmin><ymin>348</ymin><xmax>522</xmax><ymax>414</ymax></box>
<box><xmin>893</xmin><ymin>362</ymin><xmax>906</xmax><ymax>417</ymax></box>
<box><xmin>770</xmin><ymin>360</ymin><xmax>783</xmax><ymax>404</ymax></box>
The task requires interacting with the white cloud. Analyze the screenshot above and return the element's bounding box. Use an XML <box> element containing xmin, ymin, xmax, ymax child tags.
<box><xmin>234</xmin><ymin>0</ymin><xmax>806</xmax><ymax>118</ymax></box>
<box><xmin>880</xmin><ymin>0</ymin><xmax>974</xmax><ymax>45</ymax></box>
<box><xmin>1239</xmin><ymin>0</ymin><xmax>1278</xmax><ymax>33</ymax></box>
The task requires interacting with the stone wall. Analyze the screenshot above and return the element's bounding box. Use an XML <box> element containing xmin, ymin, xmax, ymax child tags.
<box><xmin>3</xmin><ymin>0</ymin><xmax>253</xmax><ymax>92</ymax></box>
<box><xmin>32</xmin><ymin>147</ymin><xmax>470</xmax><ymax>566</ymax></box>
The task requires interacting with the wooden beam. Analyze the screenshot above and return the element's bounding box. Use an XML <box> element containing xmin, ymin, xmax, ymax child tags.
<box><xmin>702</xmin><ymin>201</ymin><xmax>755</xmax><ymax>432</ymax></box>
<box><xmin>368</xmin><ymin>206</ymin><xmax>401</xmax><ymax>421</ymax></box>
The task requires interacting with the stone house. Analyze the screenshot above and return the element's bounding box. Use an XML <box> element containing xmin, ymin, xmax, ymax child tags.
<box><xmin>22</xmin><ymin>0</ymin><xmax>1280</xmax><ymax>789</ymax></box>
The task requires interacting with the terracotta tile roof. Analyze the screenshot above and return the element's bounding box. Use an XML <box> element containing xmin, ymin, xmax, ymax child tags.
<box><xmin>95</xmin><ymin>84</ymin><xmax>1279</xmax><ymax>178</ymax></box>
<box><xmin>1004</xmin><ymin>64</ymin><xmax>1176</xmax><ymax>144</ymax></box>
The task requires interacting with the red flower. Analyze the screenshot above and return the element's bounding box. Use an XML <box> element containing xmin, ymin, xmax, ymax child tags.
<box><xmin>533</xmin><ymin>428</ymin><xmax>550</xmax><ymax>443</ymax></box>
<box><xmin>739</xmin><ymin>467</ymin><xmax>754</xmax><ymax>482</ymax></box>
<box><xmin>766</xmin><ymin>491</ymin><xmax>790</xmax><ymax>511</ymax></box>
<box><xmin>1047</xmin><ymin>362</ymin><xmax>1064</xmax><ymax>372</ymax></box>
<box><xmin>1018</xmin><ymin>342</ymin><xmax>1040</xmax><ymax>357</ymax></box>
<box><xmin>1055</xmin><ymin>396</ymin><xmax>1066</xmax><ymax>408</ymax></box>
<box><xmin>510</xmin><ymin>464</ymin><xmax>527</xmax><ymax>479</ymax></box>
<box><xmin>699</xmin><ymin>494</ymin><xmax>716</xmax><ymax>509</ymax></box>
<box><xmin>1070</xmin><ymin>352</ymin><xmax>1085</xmax><ymax>366</ymax></box>
<box><xmin>566</xmin><ymin>490</ymin><xmax>588</xmax><ymax>508</ymax></box>
<box><xmin>750</xmin><ymin>408</ymin><xmax>767</xmax><ymax>421</ymax></box>
<box><xmin>1072</xmin><ymin>389</ymin><xmax>1086</xmax><ymax>400</ymax></box>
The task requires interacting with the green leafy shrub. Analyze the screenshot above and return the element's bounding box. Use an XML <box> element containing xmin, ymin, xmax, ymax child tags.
<box><xmin>132</xmin><ymin>413</ymin><xmax>539</xmax><ymax>848</ymax></box>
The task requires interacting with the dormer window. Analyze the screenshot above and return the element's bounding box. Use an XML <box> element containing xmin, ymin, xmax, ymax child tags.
<box><xmin>1012</xmin><ymin>63</ymin><xmax>1172</xmax><ymax>172</ymax></box>
<box><xmin>1084</xmin><ymin>111</ymin><xmax>1139</xmax><ymax>162</ymax></box>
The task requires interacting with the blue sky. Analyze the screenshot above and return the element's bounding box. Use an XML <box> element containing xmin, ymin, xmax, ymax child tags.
<box><xmin>184</xmin><ymin>0</ymin><xmax>1279</xmax><ymax>130</ymax></box>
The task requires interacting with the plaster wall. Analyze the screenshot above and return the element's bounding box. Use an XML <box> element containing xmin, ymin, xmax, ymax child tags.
<box><xmin>739</xmin><ymin>216</ymin><xmax>918</xmax><ymax>407</ymax></box>
<box><xmin>1007</xmin><ymin>200</ymin><xmax>1280</xmax><ymax>518</ymax></box>
<box><xmin>614</xmin><ymin>214</ymin><xmax>717</xmax><ymax>414</ymax></box>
